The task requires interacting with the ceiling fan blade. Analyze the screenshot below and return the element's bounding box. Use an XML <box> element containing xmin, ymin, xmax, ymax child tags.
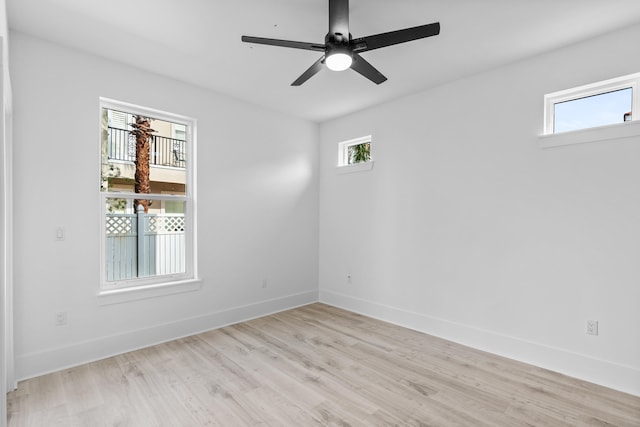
<box><xmin>350</xmin><ymin>53</ymin><xmax>387</xmax><ymax>85</ymax></box>
<box><xmin>242</xmin><ymin>35</ymin><xmax>325</xmax><ymax>51</ymax></box>
<box><xmin>292</xmin><ymin>56</ymin><xmax>326</xmax><ymax>86</ymax></box>
<box><xmin>351</xmin><ymin>22</ymin><xmax>440</xmax><ymax>52</ymax></box>
<box><xmin>329</xmin><ymin>0</ymin><xmax>349</xmax><ymax>39</ymax></box>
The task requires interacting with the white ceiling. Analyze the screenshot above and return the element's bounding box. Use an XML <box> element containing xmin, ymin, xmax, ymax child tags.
<box><xmin>7</xmin><ymin>0</ymin><xmax>640</xmax><ymax>122</ymax></box>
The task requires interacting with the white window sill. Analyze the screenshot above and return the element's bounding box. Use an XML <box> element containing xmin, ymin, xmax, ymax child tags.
<box><xmin>538</xmin><ymin>120</ymin><xmax>640</xmax><ymax>149</ymax></box>
<box><xmin>336</xmin><ymin>161</ymin><xmax>374</xmax><ymax>174</ymax></box>
<box><xmin>97</xmin><ymin>278</ymin><xmax>201</xmax><ymax>305</ymax></box>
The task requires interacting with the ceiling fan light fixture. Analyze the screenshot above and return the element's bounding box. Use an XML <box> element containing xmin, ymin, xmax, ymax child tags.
<box><xmin>325</xmin><ymin>51</ymin><xmax>352</xmax><ymax>71</ymax></box>
<box><xmin>241</xmin><ymin>0</ymin><xmax>440</xmax><ymax>85</ymax></box>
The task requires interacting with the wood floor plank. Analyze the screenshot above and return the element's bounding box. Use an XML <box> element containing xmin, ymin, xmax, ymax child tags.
<box><xmin>7</xmin><ymin>303</ymin><xmax>640</xmax><ymax>426</ymax></box>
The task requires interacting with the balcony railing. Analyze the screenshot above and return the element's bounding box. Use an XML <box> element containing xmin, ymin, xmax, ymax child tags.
<box><xmin>107</xmin><ymin>126</ymin><xmax>186</xmax><ymax>168</ymax></box>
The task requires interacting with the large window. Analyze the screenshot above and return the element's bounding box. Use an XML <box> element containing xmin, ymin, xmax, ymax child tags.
<box><xmin>99</xmin><ymin>98</ymin><xmax>196</xmax><ymax>292</ymax></box>
<box><xmin>544</xmin><ymin>72</ymin><xmax>639</xmax><ymax>135</ymax></box>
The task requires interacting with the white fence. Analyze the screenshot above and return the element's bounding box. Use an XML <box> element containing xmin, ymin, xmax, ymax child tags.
<box><xmin>106</xmin><ymin>210</ymin><xmax>185</xmax><ymax>281</ymax></box>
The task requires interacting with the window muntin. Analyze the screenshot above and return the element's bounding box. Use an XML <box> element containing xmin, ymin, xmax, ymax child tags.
<box><xmin>338</xmin><ymin>135</ymin><xmax>372</xmax><ymax>167</ymax></box>
<box><xmin>544</xmin><ymin>72</ymin><xmax>639</xmax><ymax>135</ymax></box>
<box><xmin>100</xmin><ymin>98</ymin><xmax>196</xmax><ymax>290</ymax></box>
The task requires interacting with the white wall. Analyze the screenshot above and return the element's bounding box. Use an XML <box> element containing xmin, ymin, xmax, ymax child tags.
<box><xmin>10</xmin><ymin>31</ymin><xmax>319</xmax><ymax>379</ymax></box>
<box><xmin>319</xmin><ymin>24</ymin><xmax>640</xmax><ymax>396</ymax></box>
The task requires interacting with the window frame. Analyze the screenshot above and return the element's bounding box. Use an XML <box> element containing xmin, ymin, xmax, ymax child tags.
<box><xmin>544</xmin><ymin>72</ymin><xmax>640</xmax><ymax>136</ymax></box>
<box><xmin>98</xmin><ymin>98</ymin><xmax>198</xmax><ymax>299</ymax></box>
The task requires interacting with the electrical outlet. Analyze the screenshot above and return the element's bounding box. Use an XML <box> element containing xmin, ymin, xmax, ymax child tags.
<box><xmin>586</xmin><ymin>320</ymin><xmax>598</xmax><ymax>336</ymax></box>
<box><xmin>261</xmin><ymin>279</ymin><xmax>268</xmax><ymax>288</ymax></box>
<box><xmin>55</xmin><ymin>312</ymin><xmax>67</xmax><ymax>326</ymax></box>
<box><xmin>55</xmin><ymin>226</ymin><xmax>65</xmax><ymax>241</ymax></box>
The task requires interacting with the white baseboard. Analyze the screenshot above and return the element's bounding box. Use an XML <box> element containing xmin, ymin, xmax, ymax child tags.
<box><xmin>16</xmin><ymin>290</ymin><xmax>319</xmax><ymax>381</ymax></box>
<box><xmin>320</xmin><ymin>289</ymin><xmax>640</xmax><ymax>397</ymax></box>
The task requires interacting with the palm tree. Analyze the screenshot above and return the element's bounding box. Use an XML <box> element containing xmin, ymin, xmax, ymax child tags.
<box><xmin>349</xmin><ymin>142</ymin><xmax>371</xmax><ymax>164</ymax></box>
<box><xmin>130</xmin><ymin>116</ymin><xmax>155</xmax><ymax>213</ymax></box>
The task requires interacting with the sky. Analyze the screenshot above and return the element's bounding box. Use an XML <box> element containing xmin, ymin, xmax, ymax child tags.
<box><xmin>554</xmin><ymin>88</ymin><xmax>632</xmax><ymax>133</ymax></box>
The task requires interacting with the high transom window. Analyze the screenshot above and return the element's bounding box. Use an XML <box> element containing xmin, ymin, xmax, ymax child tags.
<box><xmin>544</xmin><ymin>72</ymin><xmax>639</xmax><ymax>135</ymax></box>
<box><xmin>338</xmin><ymin>135</ymin><xmax>372</xmax><ymax>167</ymax></box>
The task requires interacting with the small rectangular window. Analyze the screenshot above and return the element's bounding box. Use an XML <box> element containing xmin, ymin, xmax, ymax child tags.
<box><xmin>338</xmin><ymin>135</ymin><xmax>372</xmax><ymax>167</ymax></box>
<box><xmin>544</xmin><ymin>72</ymin><xmax>639</xmax><ymax>135</ymax></box>
<box><xmin>100</xmin><ymin>98</ymin><xmax>196</xmax><ymax>291</ymax></box>
<box><xmin>554</xmin><ymin>88</ymin><xmax>632</xmax><ymax>133</ymax></box>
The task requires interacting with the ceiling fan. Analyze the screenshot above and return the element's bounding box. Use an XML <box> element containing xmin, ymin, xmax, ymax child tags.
<box><xmin>241</xmin><ymin>0</ymin><xmax>440</xmax><ymax>86</ymax></box>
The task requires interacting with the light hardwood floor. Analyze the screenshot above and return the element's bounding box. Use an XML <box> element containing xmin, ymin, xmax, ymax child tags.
<box><xmin>7</xmin><ymin>303</ymin><xmax>640</xmax><ymax>426</ymax></box>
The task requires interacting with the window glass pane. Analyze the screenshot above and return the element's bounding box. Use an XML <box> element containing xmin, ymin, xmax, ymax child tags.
<box><xmin>101</xmin><ymin>108</ymin><xmax>187</xmax><ymax>192</ymax></box>
<box><xmin>105</xmin><ymin>197</ymin><xmax>186</xmax><ymax>282</ymax></box>
<box><xmin>164</xmin><ymin>199</ymin><xmax>185</xmax><ymax>214</ymax></box>
<box><xmin>347</xmin><ymin>142</ymin><xmax>371</xmax><ymax>164</ymax></box>
<box><xmin>554</xmin><ymin>88</ymin><xmax>632</xmax><ymax>133</ymax></box>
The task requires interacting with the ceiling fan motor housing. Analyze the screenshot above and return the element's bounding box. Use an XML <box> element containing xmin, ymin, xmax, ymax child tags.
<box><xmin>325</xmin><ymin>33</ymin><xmax>352</xmax><ymax>57</ymax></box>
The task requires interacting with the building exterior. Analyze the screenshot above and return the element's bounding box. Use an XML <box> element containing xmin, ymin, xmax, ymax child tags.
<box><xmin>102</xmin><ymin>108</ymin><xmax>186</xmax><ymax>214</ymax></box>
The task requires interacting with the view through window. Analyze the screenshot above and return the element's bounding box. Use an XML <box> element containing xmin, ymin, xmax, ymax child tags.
<box><xmin>554</xmin><ymin>88</ymin><xmax>632</xmax><ymax>133</ymax></box>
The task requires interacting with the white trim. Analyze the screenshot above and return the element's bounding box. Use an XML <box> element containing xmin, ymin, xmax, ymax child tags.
<box><xmin>319</xmin><ymin>289</ymin><xmax>640</xmax><ymax>397</ymax></box>
<box><xmin>336</xmin><ymin>160</ymin><xmax>374</xmax><ymax>174</ymax></box>
<box><xmin>97</xmin><ymin>279</ymin><xmax>202</xmax><ymax>305</ymax></box>
<box><xmin>100</xmin><ymin>97</ymin><xmax>193</xmax><ymax>128</ymax></box>
<box><xmin>544</xmin><ymin>72</ymin><xmax>640</xmax><ymax>135</ymax></box>
<box><xmin>337</xmin><ymin>135</ymin><xmax>372</xmax><ymax>167</ymax></box>
<box><xmin>1</xmin><ymin>38</ymin><xmax>15</xmax><ymax>397</ymax></box>
<box><xmin>0</xmin><ymin>37</ymin><xmax>7</xmax><ymax>427</ymax></box>
<box><xmin>538</xmin><ymin>119</ymin><xmax>640</xmax><ymax>149</ymax></box>
<box><xmin>3</xmin><ymin>95</ymin><xmax>14</xmax><ymax>392</ymax></box>
<box><xmin>98</xmin><ymin>98</ymin><xmax>198</xmax><ymax>296</ymax></box>
<box><xmin>15</xmin><ymin>290</ymin><xmax>319</xmax><ymax>381</ymax></box>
